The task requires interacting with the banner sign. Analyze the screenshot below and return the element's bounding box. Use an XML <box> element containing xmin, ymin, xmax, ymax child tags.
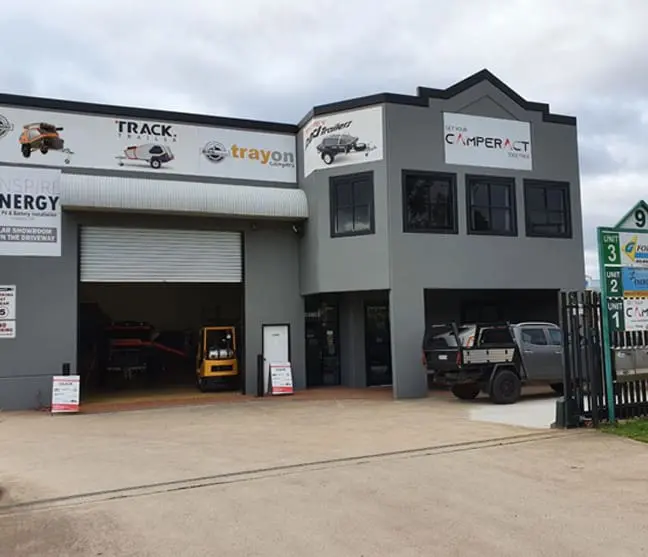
<box><xmin>302</xmin><ymin>106</ymin><xmax>383</xmax><ymax>178</ymax></box>
<box><xmin>0</xmin><ymin>167</ymin><xmax>61</xmax><ymax>257</ymax></box>
<box><xmin>443</xmin><ymin>112</ymin><xmax>532</xmax><ymax>171</ymax></box>
<box><xmin>0</xmin><ymin>106</ymin><xmax>296</xmax><ymax>183</ymax></box>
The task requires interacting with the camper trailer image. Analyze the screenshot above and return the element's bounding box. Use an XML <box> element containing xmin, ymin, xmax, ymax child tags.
<box><xmin>117</xmin><ymin>144</ymin><xmax>174</xmax><ymax>169</ymax></box>
<box><xmin>19</xmin><ymin>123</ymin><xmax>65</xmax><ymax>158</ymax></box>
<box><xmin>316</xmin><ymin>133</ymin><xmax>375</xmax><ymax>165</ymax></box>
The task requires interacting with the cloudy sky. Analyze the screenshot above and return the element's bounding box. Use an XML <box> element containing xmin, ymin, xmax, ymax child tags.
<box><xmin>2</xmin><ymin>0</ymin><xmax>646</xmax><ymax>277</ymax></box>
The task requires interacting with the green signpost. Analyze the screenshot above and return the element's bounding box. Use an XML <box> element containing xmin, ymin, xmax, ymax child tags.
<box><xmin>597</xmin><ymin>200</ymin><xmax>648</xmax><ymax>423</ymax></box>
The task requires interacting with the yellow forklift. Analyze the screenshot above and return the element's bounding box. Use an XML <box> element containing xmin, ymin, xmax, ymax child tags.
<box><xmin>196</xmin><ymin>326</ymin><xmax>240</xmax><ymax>392</ymax></box>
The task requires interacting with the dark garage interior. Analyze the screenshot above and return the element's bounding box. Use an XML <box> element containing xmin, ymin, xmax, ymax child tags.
<box><xmin>78</xmin><ymin>283</ymin><xmax>243</xmax><ymax>397</ymax></box>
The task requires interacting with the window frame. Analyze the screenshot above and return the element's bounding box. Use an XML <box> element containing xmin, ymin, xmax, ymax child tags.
<box><xmin>401</xmin><ymin>170</ymin><xmax>458</xmax><ymax>235</ymax></box>
<box><xmin>523</xmin><ymin>179</ymin><xmax>572</xmax><ymax>239</ymax></box>
<box><xmin>520</xmin><ymin>327</ymin><xmax>549</xmax><ymax>346</ymax></box>
<box><xmin>329</xmin><ymin>171</ymin><xmax>376</xmax><ymax>238</ymax></box>
<box><xmin>465</xmin><ymin>175</ymin><xmax>518</xmax><ymax>237</ymax></box>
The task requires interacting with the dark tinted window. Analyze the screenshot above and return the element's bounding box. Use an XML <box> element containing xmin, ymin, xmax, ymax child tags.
<box><xmin>149</xmin><ymin>145</ymin><xmax>164</xmax><ymax>154</ymax></box>
<box><xmin>524</xmin><ymin>181</ymin><xmax>571</xmax><ymax>238</ymax></box>
<box><xmin>467</xmin><ymin>176</ymin><xmax>516</xmax><ymax>236</ymax></box>
<box><xmin>403</xmin><ymin>171</ymin><xmax>457</xmax><ymax>233</ymax></box>
<box><xmin>330</xmin><ymin>172</ymin><xmax>375</xmax><ymax>237</ymax></box>
<box><xmin>521</xmin><ymin>328</ymin><xmax>548</xmax><ymax>346</ymax></box>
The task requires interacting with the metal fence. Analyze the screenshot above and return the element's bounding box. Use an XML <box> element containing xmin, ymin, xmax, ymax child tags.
<box><xmin>559</xmin><ymin>290</ymin><xmax>648</xmax><ymax>425</ymax></box>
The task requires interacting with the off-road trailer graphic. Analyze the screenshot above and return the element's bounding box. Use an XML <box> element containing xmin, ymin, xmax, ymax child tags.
<box><xmin>116</xmin><ymin>144</ymin><xmax>174</xmax><ymax>169</ymax></box>
<box><xmin>315</xmin><ymin>133</ymin><xmax>377</xmax><ymax>165</ymax></box>
<box><xmin>19</xmin><ymin>123</ymin><xmax>74</xmax><ymax>163</ymax></box>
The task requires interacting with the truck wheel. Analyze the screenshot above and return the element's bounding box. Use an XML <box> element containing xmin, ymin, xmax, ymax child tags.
<box><xmin>150</xmin><ymin>157</ymin><xmax>162</xmax><ymax>169</ymax></box>
<box><xmin>322</xmin><ymin>152</ymin><xmax>335</xmax><ymax>165</ymax></box>
<box><xmin>451</xmin><ymin>383</ymin><xmax>480</xmax><ymax>400</ymax></box>
<box><xmin>40</xmin><ymin>145</ymin><xmax>49</xmax><ymax>154</ymax></box>
<box><xmin>197</xmin><ymin>377</ymin><xmax>208</xmax><ymax>393</ymax></box>
<box><xmin>21</xmin><ymin>144</ymin><xmax>31</xmax><ymax>158</ymax></box>
<box><xmin>490</xmin><ymin>369</ymin><xmax>521</xmax><ymax>404</ymax></box>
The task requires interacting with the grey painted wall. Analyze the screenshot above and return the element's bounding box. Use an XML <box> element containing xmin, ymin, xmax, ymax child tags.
<box><xmin>0</xmin><ymin>212</ymin><xmax>78</xmax><ymax>411</ymax></box>
<box><xmin>244</xmin><ymin>225</ymin><xmax>305</xmax><ymax>393</ymax></box>
<box><xmin>385</xmin><ymin>81</ymin><xmax>584</xmax><ymax>398</ymax></box>
<box><xmin>297</xmin><ymin>125</ymin><xmax>390</xmax><ymax>295</ymax></box>
<box><xmin>0</xmin><ymin>211</ymin><xmax>304</xmax><ymax>410</ymax></box>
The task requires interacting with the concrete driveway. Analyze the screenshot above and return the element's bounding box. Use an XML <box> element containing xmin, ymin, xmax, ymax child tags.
<box><xmin>1</xmin><ymin>396</ymin><xmax>647</xmax><ymax>556</ymax></box>
<box><xmin>437</xmin><ymin>386</ymin><xmax>561</xmax><ymax>429</ymax></box>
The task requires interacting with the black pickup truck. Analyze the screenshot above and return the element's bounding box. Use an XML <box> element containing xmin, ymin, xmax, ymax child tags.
<box><xmin>423</xmin><ymin>322</ymin><xmax>565</xmax><ymax>404</ymax></box>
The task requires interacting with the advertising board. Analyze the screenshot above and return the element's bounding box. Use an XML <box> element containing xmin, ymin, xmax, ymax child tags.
<box><xmin>0</xmin><ymin>166</ymin><xmax>61</xmax><ymax>257</ymax></box>
<box><xmin>302</xmin><ymin>106</ymin><xmax>383</xmax><ymax>178</ymax></box>
<box><xmin>443</xmin><ymin>112</ymin><xmax>532</xmax><ymax>171</ymax></box>
<box><xmin>0</xmin><ymin>106</ymin><xmax>297</xmax><ymax>183</ymax></box>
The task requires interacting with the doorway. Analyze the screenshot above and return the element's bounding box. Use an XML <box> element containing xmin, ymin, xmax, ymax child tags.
<box><xmin>305</xmin><ymin>297</ymin><xmax>341</xmax><ymax>387</ymax></box>
<box><xmin>364</xmin><ymin>303</ymin><xmax>392</xmax><ymax>386</ymax></box>
<box><xmin>262</xmin><ymin>324</ymin><xmax>290</xmax><ymax>393</ymax></box>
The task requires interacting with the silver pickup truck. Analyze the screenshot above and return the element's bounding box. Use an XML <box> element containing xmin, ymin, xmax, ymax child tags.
<box><xmin>423</xmin><ymin>322</ymin><xmax>564</xmax><ymax>404</ymax></box>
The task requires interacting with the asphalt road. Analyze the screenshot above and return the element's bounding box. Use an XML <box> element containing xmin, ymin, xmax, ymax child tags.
<box><xmin>1</xmin><ymin>396</ymin><xmax>647</xmax><ymax>556</ymax></box>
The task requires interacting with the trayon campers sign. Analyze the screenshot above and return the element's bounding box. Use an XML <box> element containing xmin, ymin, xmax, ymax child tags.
<box><xmin>0</xmin><ymin>167</ymin><xmax>61</xmax><ymax>257</ymax></box>
<box><xmin>0</xmin><ymin>106</ymin><xmax>296</xmax><ymax>183</ymax></box>
<box><xmin>443</xmin><ymin>113</ymin><xmax>532</xmax><ymax>171</ymax></box>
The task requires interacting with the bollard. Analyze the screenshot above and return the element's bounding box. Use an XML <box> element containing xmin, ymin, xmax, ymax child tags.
<box><xmin>256</xmin><ymin>354</ymin><xmax>264</xmax><ymax>397</ymax></box>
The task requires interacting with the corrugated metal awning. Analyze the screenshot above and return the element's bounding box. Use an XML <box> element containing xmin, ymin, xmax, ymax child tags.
<box><xmin>60</xmin><ymin>173</ymin><xmax>308</xmax><ymax>220</ymax></box>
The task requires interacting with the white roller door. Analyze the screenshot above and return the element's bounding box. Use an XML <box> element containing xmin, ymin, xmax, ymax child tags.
<box><xmin>80</xmin><ymin>227</ymin><xmax>242</xmax><ymax>283</ymax></box>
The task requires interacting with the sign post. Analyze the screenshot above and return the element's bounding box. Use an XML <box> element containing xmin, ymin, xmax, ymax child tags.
<box><xmin>597</xmin><ymin>200</ymin><xmax>648</xmax><ymax>423</ymax></box>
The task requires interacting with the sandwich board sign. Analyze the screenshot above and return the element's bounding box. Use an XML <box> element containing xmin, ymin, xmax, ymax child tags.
<box><xmin>51</xmin><ymin>375</ymin><xmax>81</xmax><ymax>413</ymax></box>
<box><xmin>269</xmin><ymin>362</ymin><xmax>294</xmax><ymax>395</ymax></box>
<box><xmin>597</xmin><ymin>200</ymin><xmax>648</xmax><ymax>422</ymax></box>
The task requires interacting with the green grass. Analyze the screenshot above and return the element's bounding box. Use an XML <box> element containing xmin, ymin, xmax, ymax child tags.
<box><xmin>601</xmin><ymin>418</ymin><xmax>648</xmax><ymax>443</ymax></box>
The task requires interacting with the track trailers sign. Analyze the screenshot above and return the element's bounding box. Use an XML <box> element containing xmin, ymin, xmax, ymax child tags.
<box><xmin>597</xmin><ymin>200</ymin><xmax>648</xmax><ymax>421</ymax></box>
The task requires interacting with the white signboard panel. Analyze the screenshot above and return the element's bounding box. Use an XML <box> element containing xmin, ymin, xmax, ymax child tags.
<box><xmin>269</xmin><ymin>362</ymin><xmax>294</xmax><ymax>395</ymax></box>
<box><xmin>443</xmin><ymin>112</ymin><xmax>532</xmax><ymax>171</ymax></box>
<box><xmin>0</xmin><ymin>167</ymin><xmax>61</xmax><ymax>256</ymax></box>
<box><xmin>302</xmin><ymin>106</ymin><xmax>383</xmax><ymax>178</ymax></box>
<box><xmin>0</xmin><ymin>285</ymin><xmax>16</xmax><ymax>320</ymax></box>
<box><xmin>619</xmin><ymin>232</ymin><xmax>648</xmax><ymax>268</ymax></box>
<box><xmin>0</xmin><ymin>285</ymin><xmax>16</xmax><ymax>339</ymax></box>
<box><xmin>0</xmin><ymin>106</ymin><xmax>296</xmax><ymax>183</ymax></box>
<box><xmin>51</xmin><ymin>375</ymin><xmax>81</xmax><ymax>413</ymax></box>
<box><xmin>623</xmin><ymin>298</ymin><xmax>648</xmax><ymax>331</ymax></box>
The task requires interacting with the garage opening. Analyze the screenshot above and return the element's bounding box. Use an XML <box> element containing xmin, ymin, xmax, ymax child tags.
<box><xmin>77</xmin><ymin>226</ymin><xmax>244</xmax><ymax>400</ymax></box>
<box><xmin>424</xmin><ymin>289</ymin><xmax>560</xmax><ymax>326</ymax></box>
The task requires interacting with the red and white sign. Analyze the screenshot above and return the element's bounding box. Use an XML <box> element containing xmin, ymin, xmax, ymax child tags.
<box><xmin>269</xmin><ymin>363</ymin><xmax>294</xmax><ymax>395</ymax></box>
<box><xmin>51</xmin><ymin>375</ymin><xmax>81</xmax><ymax>413</ymax></box>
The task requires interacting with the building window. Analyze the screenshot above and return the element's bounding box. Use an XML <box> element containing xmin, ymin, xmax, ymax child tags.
<box><xmin>329</xmin><ymin>172</ymin><xmax>375</xmax><ymax>237</ymax></box>
<box><xmin>466</xmin><ymin>175</ymin><xmax>517</xmax><ymax>236</ymax></box>
<box><xmin>402</xmin><ymin>171</ymin><xmax>457</xmax><ymax>234</ymax></box>
<box><xmin>524</xmin><ymin>180</ymin><xmax>571</xmax><ymax>238</ymax></box>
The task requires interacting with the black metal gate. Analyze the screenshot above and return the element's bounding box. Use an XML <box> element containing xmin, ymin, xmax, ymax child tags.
<box><xmin>559</xmin><ymin>290</ymin><xmax>648</xmax><ymax>426</ymax></box>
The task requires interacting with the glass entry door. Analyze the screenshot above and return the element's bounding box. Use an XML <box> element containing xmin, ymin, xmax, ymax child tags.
<box><xmin>305</xmin><ymin>298</ymin><xmax>341</xmax><ymax>387</ymax></box>
<box><xmin>364</xmin><ymin>303</ymin><xmax>392</xmax><ymax>386</ymax></box>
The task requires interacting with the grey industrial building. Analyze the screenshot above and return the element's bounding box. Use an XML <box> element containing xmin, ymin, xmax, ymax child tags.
<box><xmin>0</xmin><ymin>69</ymin><xmax>584</xmax><ymax>410</ymax></box>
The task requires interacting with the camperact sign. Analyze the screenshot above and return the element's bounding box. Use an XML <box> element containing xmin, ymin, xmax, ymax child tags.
<box><xmin>443</xmin><ymin>113</ymin><xmax>532</xmax><ymax>171</ymax></box>
<box><xmin>0</xmin><ymin>167</ymin><xmax>61</xmax><ymax>257</ymax></box>
<box><xmin>0</xmin><ymin>106</ymin><xmax>297</xmax><ymax>183</ymax></box>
